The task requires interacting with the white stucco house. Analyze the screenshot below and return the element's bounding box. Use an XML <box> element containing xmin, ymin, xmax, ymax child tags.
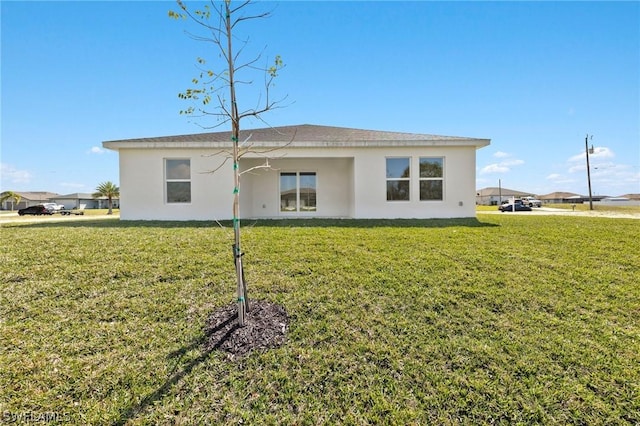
<box><xmin>103</xmin><ymin>124</ymin><xmax>490</xmax><ymax>221</ymax></box>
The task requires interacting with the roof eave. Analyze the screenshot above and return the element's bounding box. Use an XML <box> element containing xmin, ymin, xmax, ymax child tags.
<box><xmin>103</xmin><ymin>139</ymin><xmax>491</xmax><ymax>151</ymax></box>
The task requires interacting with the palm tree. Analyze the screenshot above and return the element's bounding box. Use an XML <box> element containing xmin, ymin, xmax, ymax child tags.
<box><xmin>92</xmin><ymin>182</ymin><xmax>119</xmax><ymax>215</ymax></box>
<box><xmin>0</xmin><ymin>191</ymin><xmax>22</xmax><ymax>211</ymax></box>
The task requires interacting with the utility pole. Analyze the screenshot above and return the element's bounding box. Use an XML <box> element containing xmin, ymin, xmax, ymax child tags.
<box><xmin>585</xmin><ymin>134</ymin><xmax>594</xmax><ymax>211</ymax></box>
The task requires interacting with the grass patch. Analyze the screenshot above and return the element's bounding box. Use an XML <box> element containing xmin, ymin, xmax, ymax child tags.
<box><xmin>1</xmin><ymin>216</ymin><xmax>638</xmax><ymax>424</ymax></box>
<box><xmin>545</xmin><ymin>204</ymin><xmax>640</xmax><ymax>213</ymax></box>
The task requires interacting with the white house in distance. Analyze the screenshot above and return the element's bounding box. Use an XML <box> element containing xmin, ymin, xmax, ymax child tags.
<box><xmin>476</xmin><ymin>187</ymin><xmax>534</xmax><ymax>206</ymax></box>
<box><xmin>103</xmin><ymin>124</ymin><xmax>490</xmax><ymax>221</ymax></box>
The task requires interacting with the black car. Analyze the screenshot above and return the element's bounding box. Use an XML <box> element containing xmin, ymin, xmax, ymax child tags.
<box><xmin>499</xmin><ymin>202</ymin><xmax>532</xmax><ymax>212</ymax></box>
<box><xmin>18</xmin><ymin>205</ymin><xmax>54</xmax><ymax>216</ymax></box>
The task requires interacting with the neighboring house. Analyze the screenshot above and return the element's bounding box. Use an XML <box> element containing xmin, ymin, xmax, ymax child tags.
<box><xmin>538</xmin><ymin>192</ymin><xmax>581</xmax><ymax>204</ymax></box>
<box><xmin>475</xmin><ymin>187</ymin><xmax>533</xmax><ymax>206</ymax></box>
<box><xmin>1</xmin><ymin>191</ymin><xmax>60</xmax><ymax>210</ymax></box>
<box><xmin>619</xmin><ymin>193</ymin><xmax>640</xmax><ymax>201</ymax></box>
<box><xmin>577</xmin><ymin>195</ymin><xmax>610</xmax><ymax>203</ymax></box>
<box><xmin>1</xmin><ymin>191</ymin><xmax>120</xmax><ymax>210</ymax></box>
<box><xmin>49</xmin><ymin>193</ymin><xmax>120</xmax><ymax>210</ymax></box>
<box><xmin>103</xmin><ymin>124</ymin><xmax>490</xmax><ymax>221</ymax></box>
<box><xmin>598</xmin><ymin>197</ymin><xmax>640</xmax><ymax>206</ymax></box>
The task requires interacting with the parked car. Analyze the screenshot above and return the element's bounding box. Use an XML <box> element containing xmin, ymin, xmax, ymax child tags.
<box><xmin>43</xmin><ymin>202</ymin><xmax>65</xmax><ymax>211</ymax></box>
<box><xmin>521</xmin><ymin>196</ymin><xmax>542</xmax><ymax>208</ymax></box>
<box><xmin>18</xmin><ymin>205</ymin><xmax>54</xmax><ymax>216</ymax></box>
<box><xmin>499</xmin><ymin>201</ymin><xmax>532</xmax><ymax>212</ymax></box>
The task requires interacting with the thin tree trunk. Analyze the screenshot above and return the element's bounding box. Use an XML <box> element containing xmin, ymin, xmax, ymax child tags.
<box><xmin>226</xmin><ymin>1</ymin><xmax>247</xmax><ymax>327</ymax></box>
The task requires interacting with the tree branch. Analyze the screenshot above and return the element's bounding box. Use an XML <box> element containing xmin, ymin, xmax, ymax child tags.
<box><xmin>199</xmin><ymin>156</ymin><xmax>232</xmax><ymax>174</ymax></box>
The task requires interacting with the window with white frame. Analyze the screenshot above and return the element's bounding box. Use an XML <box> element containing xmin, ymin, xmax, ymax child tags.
<box><xmin>419</xmin><ymin>157</ymin><xmax>444</xmax><ymax>201</ymax></box>
<box><xmin>280</xmin><ymin>172</ymin><xmax>317</xmax><ymax>212</ymax></box>
<box><xmin>165</xmin><ymin>159</ymin><xmax>191</xmax><ymax>203</ymax></box>
<box><xmin>386</xmin><ymin>157</ymin><xmax>410</xmax><ymax>201</ymax></box>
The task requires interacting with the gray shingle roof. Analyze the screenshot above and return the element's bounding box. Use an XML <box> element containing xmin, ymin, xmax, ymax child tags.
<box><xmin>538</xmin><ymin>192</ymin><xmax>580</xmax><ymax>200</ymax></box>
<box><xmin>12</xmin><ymin>191</ymin><xmax>60</xmax><ymax>201</ymax></box>
<box><xmin>54</xmin><ymin>193</ymin><xmax>96</xmax><ymax>199</ymax></box>
<box><xmin>104</xmin><ymin>124</ymin><xmax>489</xmax><ymax>148</ymax></box>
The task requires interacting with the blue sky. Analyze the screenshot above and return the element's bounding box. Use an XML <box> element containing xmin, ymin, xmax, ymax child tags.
<box><xmin>2</xmin><ymin>1</ymin><xmax>639</xmax><ymax>197</ymax></box>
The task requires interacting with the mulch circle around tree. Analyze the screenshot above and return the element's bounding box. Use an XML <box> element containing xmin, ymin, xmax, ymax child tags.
<box><xmin>203</xmin><ymin>300</ymin><xmax>289</xmax><ymax>361</ymax></box>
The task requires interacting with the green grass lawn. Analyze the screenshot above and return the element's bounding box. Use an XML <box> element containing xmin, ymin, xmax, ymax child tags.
<box><xmin>1</xmin><ymin>215</ymin><xmax>638</xmax><ymax>424</ymax></box>
<box><xmin>546</xmin><ymin>204</ymin><xmax>640</xmax><ymax>213</ymax></box>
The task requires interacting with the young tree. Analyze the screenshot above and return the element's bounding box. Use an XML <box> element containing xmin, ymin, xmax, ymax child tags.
<box><xmin>170</xmin><ymin>0</ymin><xmax>285</xmax><ymax>327</ymax></box>
<box><xmin>0</xmin><ymin>191</ymin><xmax>22</xmax><ymax>210</ymax></box>
<box><xmin>93</xmin><ymin>181</ymin><xmax>119</xmax><ymax>215</ymax></box>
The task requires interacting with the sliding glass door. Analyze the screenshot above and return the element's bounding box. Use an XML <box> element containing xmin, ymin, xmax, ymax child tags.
<box><xmin>280</xmin><ymin>172</ymin><xmax>316</xmax><ymax>212</ymax></box>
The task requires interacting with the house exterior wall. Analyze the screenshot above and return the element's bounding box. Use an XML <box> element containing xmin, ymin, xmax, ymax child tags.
<box><xmin>1</xmin><ymin>200</ymin><xmax>24</xmax><ymax>210</ymax></box>
<box><xmin>477</xmin><ymin>195</ymin><xmax>508</xmax><ymax>206</ymax></box>
<box><xmin>352</xmin><ymin>146</ymin><xmax>476</xmax><ymax>218</ymax></box>
<box><xmin>115</xmin><ymin>144</ymin><xmax>478</xmax><ymax>220</ymax></box>
<box><xmin>118</xmin><ymin>148</ymin><xmax>235</xmax><ymax>221</ymax></box>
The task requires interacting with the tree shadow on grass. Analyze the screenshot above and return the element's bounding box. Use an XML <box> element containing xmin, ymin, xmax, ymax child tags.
<box><xmin>113</xmin><ymin>314</ymin><xmax>239</xmax><ymax>426</ymax></box>
<box><xmin>247</xmin><ymin>218</ymin><xmax>499</xmax><ymax>228</ymax></box>
<box><xmin>114</xmin><ymin>300</ymin><xmax>288</xmax><ymax>425</ymax></box>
